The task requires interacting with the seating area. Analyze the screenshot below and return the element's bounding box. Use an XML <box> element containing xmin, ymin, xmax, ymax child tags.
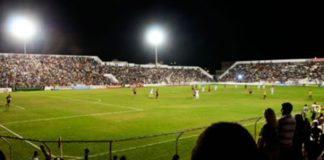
<box><xmin>0</xmin><ymin>53</ymin><xmax>213</xmax><ymax>88</ymax></box>
<box><xmin>100</xmin><ymin>65</ymin><xmax>211</xmax><ymax>85</ymax></box>
<box><xmin>219</xmin><ymin>59</ymin><xmax>324</xmax><ymax>83</ymax></box>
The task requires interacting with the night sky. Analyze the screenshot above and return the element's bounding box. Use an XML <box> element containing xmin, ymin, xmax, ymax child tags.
<box><xmin>0</xmin><ymin>0</ymin><xmax>323</xmax><ymax>72</ymax></box>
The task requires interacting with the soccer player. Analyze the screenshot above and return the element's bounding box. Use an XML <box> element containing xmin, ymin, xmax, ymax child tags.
<box><xmin>270</xmin><ymin>86</ymin><xmax>275</xmax><ymax>95</ymax></box>
<box><xmin>208</xmin><ymin>85</ymin><xmax>211</xmax><ymax>92</ymax></box>
<box><xmin>155</xmin><ymin>88</ymin><xmax>159</xmax><ymax>99</ymax></box>
<box><xmin>248</xmin><ymin>88</ymin><xmax>252</xmax><ymax>95</ymax></box>
<box><xmin>195</xmin><ymin>89</ymin><xmax>199</xmax><ymax>99</ymax></box>
<box><xmin>263</xmin><ymin>90</ymin><xmax>267</xmax><ymax>100</ymax></box>
<box><xmin>311</xmin><ymin>102</ymin><xmax>318</xmax><ymax>119</ymax></box>
<box><xmin>303</xmin><ymin>104</ymin><xmax>309</xmax><ymax>118</ymax></box>
<box><xmin>149</xmin><ymin>88</ymin><xmax>154</xmax><ymax>97</ymax></box>
<box><xmin>133</xmin><ymin>87</ymin><xmax>136</xmax><ymax>96</ymax></box>
<box><xmin>214</xmin><ymin>85</ymin><xmax>218</xmax><ymax>91</ymax></box>
<box><xmin>308</xmin><ymin>90</ymin><xmax>312</xmax><ymax>100</ymax></box>
<box><xmin>6</xmin><ymin>94</ymin><xmax>11</xmax><ymax>110</ymax></box>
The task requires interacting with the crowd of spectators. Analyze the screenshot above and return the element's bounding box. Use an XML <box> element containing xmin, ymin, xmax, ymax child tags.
<box><xmin>0</xmin><ymin>54</ymin><xmax>107</xmax><ymax>88</ymax></box>
<box><xmin>191</xmin><ymin>102</ymin><xmax>324</xmax><ymax>160</ymax></box>
<box><xmin>0</xmin><ymin>54</ymin><xmax>212</xmax><ymax>88</ymax></box>
<box><xmin>100</xmin><ymin>65</ymin><xmax>211</xmax><ymax>85</ymax></box>
<box><xmin>220</xmin><ymin>61</ymin><xmax>324</xmax><ymax>83</ymax></box>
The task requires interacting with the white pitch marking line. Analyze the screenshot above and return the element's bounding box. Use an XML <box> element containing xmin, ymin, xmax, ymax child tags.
<box><xmin>11</xmin><ymin>104</ymin><xmax>26</xmax><ymax>110</ymax></box>
<box><xmin>0</xmin><ymin>124</ymin><xmax>40</xmax><ymax>149</ymax></box>
<box><xmin>3</xmin><ymin>110</ymin><xmax>141</xmax><ymax>125</ymax></box>
<box><xmin>0</xmin><ymin>124</ymin><xmax>57</xmax><ymax>158</ymax></box>
<box><xmin>41</xmin><ymin>95</ymin><xmax>142</xmax><ymax>111</ymax></box>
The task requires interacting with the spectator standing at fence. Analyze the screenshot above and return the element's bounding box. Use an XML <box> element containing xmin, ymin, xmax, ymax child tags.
<box><xmin>191</xmin><ymin>122</ymin><xmax>260</xmax><ymax>160</ymax></box>
<box><xmin>32</xmin><ymin>151</ymin><xmax>39</xmax><ymax>160</ymax></box>
<box><xmin>293</xmin><ymin>114</ymin><xmax>307</xmax><ymax>160</ymax></box>
<box><xmin>258</xmin><ymin>108</ymin><xmax>279</xmax><ymax>160</ymax></box>
<box><xmin>308</xmin><ymin>120</ymin><xmax>322</xmax><ymax>160</ymax></box>
<box><xmin>278</xmin><ymin>102</ymin><xmax>296</xmax><ymax>160</ymax></box>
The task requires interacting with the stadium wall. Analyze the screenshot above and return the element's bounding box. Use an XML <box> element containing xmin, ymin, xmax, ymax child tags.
<box><xmin>0</xmin><ymin>88</ymin><xmax>12</xmax><ymax>93</ymax></box>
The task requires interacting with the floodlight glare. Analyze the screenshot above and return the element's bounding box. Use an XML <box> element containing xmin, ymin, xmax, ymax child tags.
<box><xmin>238</xmin><ymin>74</ymin><xmax>243</xmax><ymax>80</ymax></box>
<box><xmin>146</xmin><ymin>27</ymin><xmax>165</xmax><ymax>46</ymax></box>
<box><xmin>7</xmin><ymin>15</ymin><xmax>38</xmax><ymax>54</ymax></box>
<box><xmin>145</xmin><ymin>25</ymin><xmax>166</xmax><ymax>67</ymax></box>
<box><xmin>8</xmin><ymin>16</ymin><xmax>37</xmax><ymax>40</ymax></box>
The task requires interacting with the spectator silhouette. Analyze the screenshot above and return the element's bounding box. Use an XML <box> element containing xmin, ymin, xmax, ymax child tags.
<box><xmin>308</xmin><ymin>120</ymin><xmax>322</xmax><ymax>160</ymax></box>
<box><xmin>278</xmin><ymin>102</ymin><xmax>296</xmax><ymax>160</ymax></box>
<box><xmin>191</xmin><ymin>122</ymin><xmax>259</xmax><ymax>160</ymax></box>
<box><xmin>84</xmin><ymin>148</ymin><xmax>89</xmax><ymax>160</ymax></box>
<box><xmin>120</xmin><ymin>155</ymin><xmax>126</xmax><ymax>160</ymax></box>
<box><xmin>258</xmin><ymin>108</ymin><xmax>279</xmax><ymax>160</ymax></box>
<box><xmin>0</xmin><ymin>150</ymin><xmax>5</xmax><ymax>160</ymax></box>
<box><xmin>32</xmin><ymin>151</ymin><xmax>39</xmax><ymax>160</ymax></box>
<box><xmin>172</xmin><ymin>154</ymin><xmax>179</xmax><ymax>160</ymax></box>
<box><xmin>293</xmin><ymin>114</ymin><xmax>306</xmax><ymax>160</ymax></box>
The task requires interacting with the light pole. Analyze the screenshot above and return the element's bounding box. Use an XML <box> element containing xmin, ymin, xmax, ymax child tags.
<box><xmin>146</xmin><ymin>25</ymin><xmax>165</xmax><ymax>67</ymax></box>
<box><xmin>155</xmin><ymin>46</ymin><xmax>158</xmax><ymax>65</ymax></box>
<box><xmin>7</xmin><ymin>15</ymin><xmax>37</xmax><ymax>54</ymax></box>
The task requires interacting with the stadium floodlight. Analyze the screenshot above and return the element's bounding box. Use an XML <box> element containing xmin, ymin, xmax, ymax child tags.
<box><xmin>237</xmin><ymin>74</ymin><xmax>243</xmax><ymax>81</ymax></box>
<box><xmin>145</xmin><ymin>25</ymin><xmax>166</xmax><ymax>66</ymax></box>
<box><xmin>7</xmin><ymin>15</ymin><xmax>38</xmax><ymax>54</ymax></box>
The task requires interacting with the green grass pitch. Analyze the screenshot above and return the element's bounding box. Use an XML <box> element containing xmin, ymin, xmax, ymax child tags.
<box><xmin>0</xmin><ymin>85</ymin><xmax>323</xmax><ymax>160</ymax></box>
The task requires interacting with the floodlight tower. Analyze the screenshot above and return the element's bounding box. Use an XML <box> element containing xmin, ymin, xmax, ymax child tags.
<box><xmin>7</xmin><ymin>15</ymin><xmax>37</xmax><ymax>54</ymax></box>
<box><xmin>146</xmin><ymin>26</ymin><xmax>165</xmax><ymax>67</ymax></box>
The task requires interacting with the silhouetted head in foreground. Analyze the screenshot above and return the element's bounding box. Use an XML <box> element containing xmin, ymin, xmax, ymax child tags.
<box><xmin>191</xmin><ymin>122</ymin><xmax>259</xmax><ymax>160</ymax></box>
<box><xmin>281</xmin><ymin>102</ymin><xmax>293</xmax><ymax>116</ymax></box>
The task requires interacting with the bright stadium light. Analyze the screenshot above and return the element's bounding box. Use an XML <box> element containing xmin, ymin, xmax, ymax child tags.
<box><xmin>237</xmin><ymin>74</ymin><xmax>243</xmax><ymax>81</ymax></box>
<box><xmin>145</xmin><ymin>25</ymin><xmax>166</xmax><ymax>66</ymax></box>
<box><xmin>7</xmin><ymin>15</ymin><xmax>38</xmax><ymax>54</ymax></box>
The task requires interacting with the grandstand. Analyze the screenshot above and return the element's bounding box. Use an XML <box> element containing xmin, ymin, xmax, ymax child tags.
<box><xmin>219</xmin><ymin>58</ymin><xmax>324</xmax><ymax>85</ymax></box>
<box><xmin>0</xmin><ymin>53</ymin><xmax>213</xmax><ymax>89</ymax></box>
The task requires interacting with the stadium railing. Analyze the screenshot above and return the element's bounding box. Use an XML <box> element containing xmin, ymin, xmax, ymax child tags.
<box><xmin>0</xmin><ymin>116</ymin><xmax>264</xmax><ymax>160</ymax></box>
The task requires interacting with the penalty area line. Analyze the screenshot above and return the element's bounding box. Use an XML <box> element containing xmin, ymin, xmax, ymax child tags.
<box><xmin>3</xmin><ymin>110</ymin><xmax>142</xmax><ymax>125</ymax></box>
<box><xmin>11</xmin><ymin>104</ymin><xmax>26</xmax><ymax>110</ymax></box>
<box><xmin>40</xmin><ymin>94</ymin><xmax>143</xmax><ymax>111</ymax></box>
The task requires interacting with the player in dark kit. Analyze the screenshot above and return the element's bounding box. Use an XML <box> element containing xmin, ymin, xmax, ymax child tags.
<box><xmin>133</xmin><ymin>87</ymin><xmax>136</xmax><ymax>95</ymax></box>
<box><xmin>156</xmin><ymin>88</ymin><xmax>159</xmax><ymax>99</ymax></box>
<box><xmin>263</xmin><ymin>90</ymin><xmax>267</xmax><ymax>100</ymax></box>
<box><xmin>6</xmin><ymin>94</ymin><xmax>11</xmax><ymax>110</ymax></box>
<box><xmin>248</xmin><ymin>88</ymin><xmax>252</xmax><ymax>95</ymax></box>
